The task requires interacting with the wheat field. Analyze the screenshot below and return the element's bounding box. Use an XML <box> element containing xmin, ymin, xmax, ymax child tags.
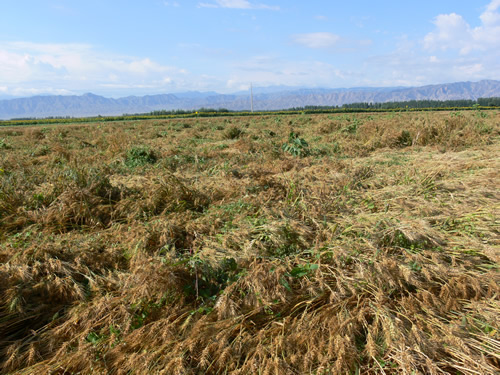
<box><xmin>0</xmin><ymin>110</ymin><xmax>499</xmax><ymax>374</ymax></box>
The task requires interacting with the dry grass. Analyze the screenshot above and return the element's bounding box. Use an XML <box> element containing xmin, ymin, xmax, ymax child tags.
<box><xmin>0</xmin><ymin>110</ymin><xmax>499</xmax><ymax>374</ymax></box>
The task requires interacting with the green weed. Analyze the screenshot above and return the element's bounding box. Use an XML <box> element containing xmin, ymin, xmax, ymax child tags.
<box><xmin>282</xmin><ymin>131</ymin><xmax>310</xmax><ymax>157</ymax></box>
<box><xmin>125</xmin><ymin>146</ymin><xmax>158</xmax><ymax>167</ymax></box>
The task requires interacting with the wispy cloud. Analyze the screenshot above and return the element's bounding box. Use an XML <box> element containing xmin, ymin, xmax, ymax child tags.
<box><xmin>292</xmin><ymin>32</ymin><xmax>341</xmax><ymax>49</ymax></box>
<box><xmin>198</xmin><ymin>0</ymin><xmax>279</xmax><ymax>10</ymax></box>
<box><xmin>350</xmin><ymin>15</ymin><xmax>371</xmax><ymax>28</ymax></box>
<box><xmin>225</xmin><ymin>55</ymin><xmax>350</xmax><ymax>90</ymax></box>
<box><xmin>424</xmin><ymin>0</ymin><xmax>500</xmax><ymax>54</ymax></box>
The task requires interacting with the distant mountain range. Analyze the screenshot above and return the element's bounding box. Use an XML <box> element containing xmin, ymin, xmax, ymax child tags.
<box><xmin>1</xmin><ymin>80</ymin><xmax>499</xmax><ymax>120</ymax></box>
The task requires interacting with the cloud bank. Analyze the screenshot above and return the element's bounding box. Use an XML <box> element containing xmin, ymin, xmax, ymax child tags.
<box><xmin>0</xmin><ymin>42</ymin><xmax>187</xmax><ymax>97</ymax></box>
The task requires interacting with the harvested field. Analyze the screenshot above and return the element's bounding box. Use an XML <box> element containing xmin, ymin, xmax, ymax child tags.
<box><xmin>0</xmin><ymin>110</ymin><xmax>499</xmax><ymax>374</ymax></box>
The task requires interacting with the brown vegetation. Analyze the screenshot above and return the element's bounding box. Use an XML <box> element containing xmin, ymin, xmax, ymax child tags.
<box><xmin>0</xmin><ymin>110</ymin><xmax>499</xmax><ymax>374</ymax></box>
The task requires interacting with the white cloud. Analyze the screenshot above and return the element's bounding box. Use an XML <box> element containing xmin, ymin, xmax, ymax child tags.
<box><xmin>163</xmin><ymin>1</ymin><xmax>180</xmax><ymax>6</ymax></box>
<box><xmin>361</xmin><ymin>2</ymin><xmax>500</xmax><ymax>87</ymax></box>
<box><xmin>424</xmin><ymin>0</ymin><xmax>500</xmax><ymax>54</ymax></box>
<box><xmin>481</xmin><ymin>0</ymin><xmax>500</xmax><ymax>25</ymax></box>
<box><xmin>0</xmin><ymin>42</ymin><xmax>187</xmax><ymax>96</ymax></box>
<box><xmin>292</xmin><ymin>32</ymin><xmax>341</xmax><ymax>49</ymax></box>
<box><xmin>198</xmin><ymin>0</ymin><xmax>279</xmax><ymax>10</ymax></box>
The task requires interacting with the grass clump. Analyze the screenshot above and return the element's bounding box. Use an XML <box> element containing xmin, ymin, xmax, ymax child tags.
<box><xmin>224</xmin><ymin>125</ymin><xmax>244</xmax><ymax>140</ymax></box>
<box><xmin>396</xmin><ymin>129</ymin><xmax>413</xmax><ymax>147</ymax></box>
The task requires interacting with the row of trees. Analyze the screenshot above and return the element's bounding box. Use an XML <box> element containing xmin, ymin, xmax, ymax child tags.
<box><xmin>147</xmin><ymin>108</ymin><xmax>230</xmax><ymax>116</ymax></box>
<box><xmin>341</xmin><ymin>97</ymin><xmax>500</xmax><ymax>109</ymax></box>
<box><xmin>286</xmin><ymin>98</ymin><xmax>500</xmax><ymax>111</ymax></box>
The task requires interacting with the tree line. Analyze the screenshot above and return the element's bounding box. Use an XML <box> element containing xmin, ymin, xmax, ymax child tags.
<box><xmin>285</xmin><ymin>97</ymin><xmax>500</xmax><ymax>111</ymax></box>
<box><xmin>341</xmin><ymin>97</ymin><xmax>500</xmax><ymax>109</ymax></box>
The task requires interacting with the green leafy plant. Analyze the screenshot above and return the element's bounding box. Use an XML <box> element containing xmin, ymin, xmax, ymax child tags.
<box><xmin>86</xmin><ymin>331</ymin><xmax>105</xmax><ymax>345</ymax></box>
<box><xmin>125</xmin><ymin>146</ymin><xmax>158</xmax><ymax>167</ymax></box>
<box><xmin>340</xmin><ymin>116</ymin><xmax>360</xmax><ymax>134</ymax></box>
<box><xmin>288</xmin><ymin>263</ymin><xmax>319</xmax><ymax>278</ymax></box>
<box><xmin>282</xmin><ymin>132</ymin><xmax>310</xmax><ymax>157</ymax></box>
<box><xmin>0</xmin><ymin>138</ymin><xmax>11</xmax><ymax>149</ymax></box>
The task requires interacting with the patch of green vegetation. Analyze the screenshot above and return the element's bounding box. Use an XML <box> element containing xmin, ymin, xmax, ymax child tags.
<box><xmin>340</xmin><ymin>116</ymin><xmax>361</xmax><ymax>134</ymax></box>
<box><xmin>282</xmin><ymin>131</ymin><xmax>310</xmax><ymax>157</ymax></box>
<box><xmin>287</xmin><ymin>263</ymin><xmax>318</xmax><ymax>278</ymax></box>
<box><xmin>224</xmin><ymin>126</ymin><xmax>244</xmax><ymax>139</ymax></box>
<box><xmin>0</xmin><ymin>138</ymin><xmax>11</xmax><ymax>149</ymax></box>
<box><xmin>30</xmin><ymin>145</ymin><xmax>51</xmax><ymax>157</ymax></box>
<box><xmin>396</xmin><ymin>130</ymin><xmax>412</xmax><ymax>147</ymax></box>
<box><xmin>156</xmin><ymin>130</ymin><xmax>169</xmax><ymax>138</ymax></box>
<box><xmin>124</xmin><ymin>146</ymin><xmax>158</xmax><ymax>167</ymax></box>
<box><xmin>183</xmin><ymin>257</ymin><xmax>241</xmax><ymax>303</ymax></box>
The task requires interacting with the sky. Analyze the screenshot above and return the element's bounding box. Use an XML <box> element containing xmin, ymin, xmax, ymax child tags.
<box><xmin>0</xmin><ymin>0</ymin><xmax>499</xmax><ymax>98</ymax></box>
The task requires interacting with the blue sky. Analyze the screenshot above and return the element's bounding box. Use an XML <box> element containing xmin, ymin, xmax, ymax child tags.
<box><xmin>0</xmin><ymin>0</ymin><xmax>499</xmax><ymax>97</ymax></box>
